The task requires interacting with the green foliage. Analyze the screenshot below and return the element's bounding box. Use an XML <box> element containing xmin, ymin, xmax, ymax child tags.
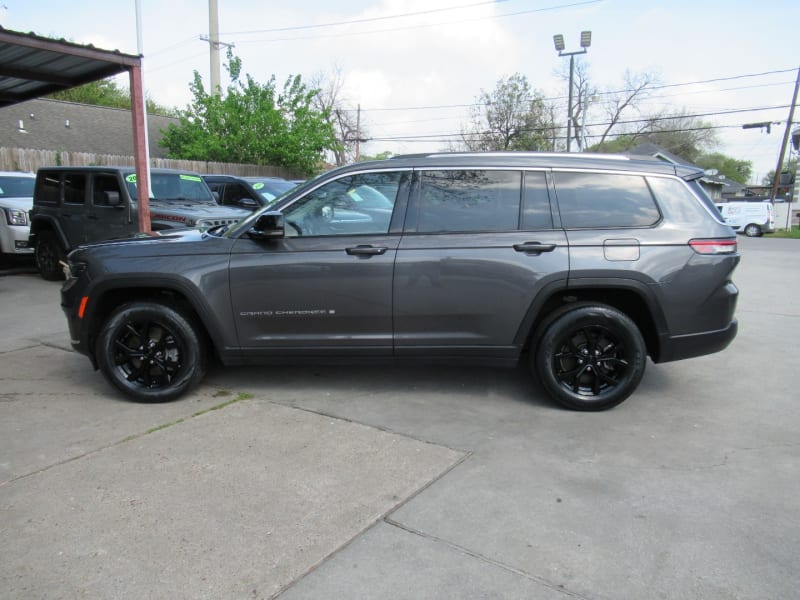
<box><xmin>695</xmin><ymin>153</ymin><xmax>752</xmax><ymax>184</ymax></box>
<box><xmin>762</xmin><ymin>158</ymin><xmax>798</xmax><ymax>187</ymax></box>
<box><xmin>359</xmin><ymin>150</ymin><xmax>394</xmax><ymax>162</ymax></box>
<box><xmin>47</xmin><ymin>78</ymin><xmax>176</xmax><ymax>115</ymax></box>
<box><xmin>463</xmin><ymin>73</ymin><xmax>556</xmax><ymax>151</ymax></box>
<box><xmin>159</xmin><ymin>53</ymin><xmax>336</xmax><ymax>176</ymax></box>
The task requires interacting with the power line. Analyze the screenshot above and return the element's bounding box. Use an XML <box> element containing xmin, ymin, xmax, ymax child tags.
<box><xmin>222</xmin><ymin>0</ymin><xmax>513</xmax><ymax>35</ymax></box>
<box><xmin>344</xmin><ymin>68</ymin><xmax>798</xmax><ymax>113</ymax></box>
<box><xmin>366</xmin><ymin>105</ymin><xmax>793</xmax><ymax>142</ymax></box>
<box><xmin>230</xmin><ymin>0</ymin><xmax>603</xmax><ymax>44</ymax></box>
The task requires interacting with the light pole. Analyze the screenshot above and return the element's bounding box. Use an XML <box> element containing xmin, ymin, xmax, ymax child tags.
<box><xmin>553</xmin><ymin>31</ymin><xmax>591</xmax><ymax>152</ymax></box>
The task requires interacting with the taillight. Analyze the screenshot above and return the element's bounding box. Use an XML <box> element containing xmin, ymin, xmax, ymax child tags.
<box><xmin>689</xmin><ymin>239</ymin><xmax>738</xmax><ymax>255</ymax></box>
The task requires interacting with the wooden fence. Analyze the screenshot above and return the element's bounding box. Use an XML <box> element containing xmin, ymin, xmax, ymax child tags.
<box><xmin>0</xmin><ymin>146</ymin><xmax>298</xmax><ymax>179</ymax></box>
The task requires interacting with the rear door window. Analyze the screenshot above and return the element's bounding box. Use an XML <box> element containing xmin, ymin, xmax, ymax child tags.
<box><xmin>63</xmin><ymin>174</ymin><xmax>87</xmax><ymax>205</ymax></box>
<box><xmin>553</xmin><ymin>172</ymin><xmax>660</xmax><ymax>228</ymax></box>
<box><xmin>414</xmin><ymin>170</ymin><xmax>520</xmax><ymax>233</ymax></box>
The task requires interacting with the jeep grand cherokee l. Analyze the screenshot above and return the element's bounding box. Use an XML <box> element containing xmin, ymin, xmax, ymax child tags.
<box><xmin>61</xmin><ymin>152</ymin><xmax>739</xmax><ymax>410</ymax></box>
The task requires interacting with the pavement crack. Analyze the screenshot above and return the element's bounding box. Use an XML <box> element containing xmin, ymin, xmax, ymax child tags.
<box><xmin>383</xmin><ymin>518</ymin><xmax>600</xmax><ymax>600</ymax></box>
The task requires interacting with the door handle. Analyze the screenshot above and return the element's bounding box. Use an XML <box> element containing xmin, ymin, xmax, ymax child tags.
<box><xmin>513</xmin><ymin>242</ymin><xmax>557</xmax><ymax>254</ymax></box>
<box><xmin>345</xmin><ymin>245</ymin><xmax>388</xmax><ymax>256</ymax></box>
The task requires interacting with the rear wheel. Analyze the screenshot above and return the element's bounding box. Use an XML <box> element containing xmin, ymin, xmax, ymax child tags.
<box><xmin>744</xmin><ymin>223</ymin><xmax>762</xmax><ymax>237</ymax></box>
<box><xmin>35</xmin><ymin>231</ymin><xmax>66</xmax><ymax>281</ymax></box>
<box><xmin>96</xmin><ymin>302</ymin><xmax>207</xmax><ymax>402</ymax></box>
<box><xmin>533</xmin><ymin>305</ymin><xmax>646</xmax><ymax>411</ymax></box>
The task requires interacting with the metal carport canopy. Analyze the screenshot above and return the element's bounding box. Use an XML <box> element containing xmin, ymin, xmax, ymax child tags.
<box><xmin>0</xmin><ymin>26</ymin><xmax>152</xmax><ymax>231</ymax></box>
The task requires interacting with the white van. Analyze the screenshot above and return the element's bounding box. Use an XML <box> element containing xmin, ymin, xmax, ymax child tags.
<box><xmin>714</xmin><ymin>201</ymin><xmax>775</xmax><ymax>237</ymax></box>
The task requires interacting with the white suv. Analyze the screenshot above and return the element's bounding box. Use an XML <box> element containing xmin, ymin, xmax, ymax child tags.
<box><xmin>0</xmin><ymin>172</ymin><xmax>36</xmax><ymax>258</ymax></box>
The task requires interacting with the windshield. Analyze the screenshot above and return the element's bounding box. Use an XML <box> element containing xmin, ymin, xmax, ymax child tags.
<box><xmin>247</xmin><ymin>178</ymin><xmax>297</xmax><ymax>205</ymax></box>
<box><xmin>0</xmin><ymin>176</ymin><xmax>34</xmax><ymax>197</ymax></box>
<box><xmin>125</xmin><ymin>172</ymin><xmax>215</xmax><ymax>204</ymax></box>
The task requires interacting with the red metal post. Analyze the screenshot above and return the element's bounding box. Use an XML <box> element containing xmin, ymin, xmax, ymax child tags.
<box><xmin>129</xmin><ymin>63</ymin><xmax>151</xmax><ymax>233</ymax></box>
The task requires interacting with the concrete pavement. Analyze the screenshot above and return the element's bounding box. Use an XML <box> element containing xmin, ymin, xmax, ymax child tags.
<box><xmin>1</xmin><ymin>236</ymin><xmax>798</xmax><ymax>599</ymax></box>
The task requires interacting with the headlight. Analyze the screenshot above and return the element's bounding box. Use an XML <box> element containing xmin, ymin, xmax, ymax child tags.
<box><xmin>5</xmin><ymin>208</ymin><xmax>28</xmax><ymax>226</ymax></box>
<box><xmin>66</xmin><ymin>261</ymin><xmax>88</xmax><ymax>279</ymax></box>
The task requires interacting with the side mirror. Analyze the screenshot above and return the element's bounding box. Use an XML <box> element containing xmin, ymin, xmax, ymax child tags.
<box><xmin>105</xmin><ymin>191</ymin><xmax>122</xmax><ymax>207</ymax></box>
<box><xmin>237</xmin><ymin>197</ymin><xmax>260</xmax><ymax>210</ymax></box>
<box><xmin>248</xmin><ymin>211</ymin><xmax>284</xmax><ymax>240</ymax></box>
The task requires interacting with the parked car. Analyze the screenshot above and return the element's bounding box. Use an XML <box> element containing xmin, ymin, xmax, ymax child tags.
<box><xmin>203</xmin><ymin>174</ymin><xmax>297</xmax><ymax>210</ymax></box>
<box><xmin>29</xmin><ymin>167</ymin><xmax>250</xmax><ymax>280</ymax></box>
<box><xmin>714</xmin><ymin>201</ymin><xmax>775</xmax><ymax>237</ymax></box>
<box><xmin>61</xmin><ymin>152</ymin><xmax>739</xmax><ymax>411</ymax></box>
<box><xmin>0</xmin><ymin>171</ymin><xmax>35</xmax><ymax>259</ymax></box>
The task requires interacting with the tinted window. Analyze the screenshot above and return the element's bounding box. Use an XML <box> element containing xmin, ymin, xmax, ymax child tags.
<box><xmin>36</xmin><ymin>174</ymin><xmax>61</xmax><ymax>205</ymax></box>
<box><xmin>63</xmin><ymin>174</ymin><xmax>86</xmax><ymax>205</ymax></box>
<box><xmin>93</xmin><ymin>174</ymin><xmax>123</xmax><ymax>207</ymax></box>
<box><xmin>522</xmin><ymin>171</ymin><xmax>553</xmax><ymax>230</ymax></box>
<box><xmin>222</xmin><ymin>184</ymin><xmax>253</xmax><ymax>205</ymax></box>
<box><xmin>554</xmin><ymin>172</ymin><xmax>660</xmax><ymax>228</ymax></box>
<box><xmin>283</xmin><ymin>172</ymin><xmax>402</xmax><ymax>237</ymax></box>
<box><xmin>648</xmin><ymin>176</ymin><xmax>717</xmax><ymax>225</ymax></box>
<box><xmin>417</xmin><ymin>170</ymin><xmax>520</xmax><ymax>233</ymax></box>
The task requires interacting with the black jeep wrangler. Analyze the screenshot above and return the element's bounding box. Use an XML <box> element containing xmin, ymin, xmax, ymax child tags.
<box><xmin>29</xmin><ymin>167</ymin><xmax>250</xmax><ymax>280</ymax></box>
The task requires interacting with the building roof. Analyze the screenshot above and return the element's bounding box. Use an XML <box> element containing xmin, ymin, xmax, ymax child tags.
<box><xmin>1</xmin><ymin>98</ymin><xmax>178</xmax><ymax>158</ymax></box>
<box><xmin>0</xmin><ymin>27</ymin><xmax>140</xmax><ymax>108</ymax></box>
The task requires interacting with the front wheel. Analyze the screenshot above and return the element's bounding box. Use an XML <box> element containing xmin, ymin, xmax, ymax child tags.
<box><xmin>35</xmin><ymin>231</ymin><xmax>66</xmax><ymax>281</ymax></box>
<box><xmin>744</xmin><ymin>223</ymin><xmax>762</xmax><ymax>237</ymax></box>
<box><xmin>96</xmin><ymin>302</ymin><xmax>208</xmax><ymax>402</ymax></box>
<box><xmin>533</xmin><ymin>305</ymin><xmax>646</xmax><ymax>411</ymax></box>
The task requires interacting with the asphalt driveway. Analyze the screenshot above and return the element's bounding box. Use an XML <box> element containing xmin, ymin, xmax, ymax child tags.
<box><xmin>1</xmin><ymin>236</ymin><xmax>798</xmax><ymax>599</ymax></box>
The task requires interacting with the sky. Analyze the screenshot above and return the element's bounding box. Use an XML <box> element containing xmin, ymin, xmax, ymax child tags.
<box><xmin>2</xmin><ymin>0</ymin><xmax>799</xmax><ymax>182</ymax></box>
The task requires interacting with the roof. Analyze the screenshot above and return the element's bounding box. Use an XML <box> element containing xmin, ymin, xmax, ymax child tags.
<box><xmin>368</xmin><ymin>151</ymin><xmax>705</xmax><ymax>179</ymax></box>
<box><xmin>0</xmin><ymin>27</ymin><xmax>140</xmax><ymax>108</ymax></box>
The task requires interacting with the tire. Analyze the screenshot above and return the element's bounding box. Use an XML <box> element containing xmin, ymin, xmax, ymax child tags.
<box><xmin>35</xmin><ymin>231</ymin><xmax>66</xmax><ymax>281</ymax></box>
<box><xmin>96</xmin><ymin>301</ymin><xmax>208</xmax><ymax>403</ymax></box>
<box><xmin>744</xmin><ymin>223</ymin><xmax>762</xmax><ymax>237</ymax></box>
<box><xmin>533</xmin><ymin>304</ymin><xmax>646</xmax><ymax>411</ymax></box>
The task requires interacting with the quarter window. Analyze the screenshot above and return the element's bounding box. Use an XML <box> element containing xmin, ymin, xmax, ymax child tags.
<box><xmin>416</xmin><ymin>170</ymin><xmax>520</xmax><ymax>233</ymax></box>
<box><xmin>553</xmin><ymin>172</ymin><xmax>660</xmax><ymax>228</ymax></box>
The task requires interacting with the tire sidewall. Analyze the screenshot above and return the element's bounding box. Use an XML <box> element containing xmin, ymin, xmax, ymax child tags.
<box><xmin>35</xmin><ymin>232</ymin><xmax>65</xmax><ymax>281</ymax></box>
<box><xmin>535</xmin><ymin>305</ymin><xmax>646</xmax><ymax>411</ymax></box>
<box><xmin>96</xmin><ymin>302</ymin><xmax>206</xmax><ymax>403</ymax></box>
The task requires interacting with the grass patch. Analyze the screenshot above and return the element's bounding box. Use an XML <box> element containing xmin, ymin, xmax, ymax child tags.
<box><xmin>193</xmin><ymin>391</ymin><xmax>254</xmax><ymax>417</ymax></box>
<box><xmin>770</xmin><ymin>226</ymin><xmax>800</xmax><ymax>239</ymax></box>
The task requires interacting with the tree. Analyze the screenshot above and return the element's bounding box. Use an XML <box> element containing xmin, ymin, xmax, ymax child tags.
<box><xmin>460</xmin><ymin>74</ymin><xmax>556</xmax><ymax>151</ymax></box>
<box><xmin>310</xmin><ymin>66</ymin><xmax>364</xmax><ymax>166</ymax></box>
<box><xmin>762</xmin><ymin>157</ymin><xmax>798</xmax><ymax>187</ymax></box>
<box><xmin>695</xmin><ymin>153</ymin><xmax>752</xmax><ymax>184</ymax></box>
<box><xmin>48</xmin><ymin>78</ymin><xmax>176</xmax><ymax>115</ymax></box>
<box><xmin>590</xmin><ymin>111</ymin><xmax>718</xmax><ymax>164</ymax></box>
<box><xmin>159</xmin><ymin>53</ymin><xmax>336</xmax><ymax>176</ymax></box>
<box><xmin>359</xmin><ymin>150</ymin><xmax>393</xmax><ymax>162</ymax></box>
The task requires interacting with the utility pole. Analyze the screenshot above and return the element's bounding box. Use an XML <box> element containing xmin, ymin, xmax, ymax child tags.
<box><xmin>201</xmin><ymin>0</ymin><xmax>234</xmax><ymax>95</ymax></box>
<box><xmin>355</xmin><ymin>104</ymin><xmax>361</xmax><ymax>162</ymax></box>
<box><xmin>208</xmin><ymin>0</ymin><xmax>220</xmax><ymax>94</ymax></box>
<box><xmin>770</xmin><ymin>66</ymin><xmax>799</xmax><ymax>210</ymax></box>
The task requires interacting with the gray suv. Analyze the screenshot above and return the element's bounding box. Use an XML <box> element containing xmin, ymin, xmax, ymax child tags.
<box><xmin>29</xmin><ymin>167</ymin><xmax>250</xmax><ymax>280</ymax></box>
<box><xmin>60</xmin><ymin>153</ymin><xmax>739</xmax><ymax>410</ymax></box>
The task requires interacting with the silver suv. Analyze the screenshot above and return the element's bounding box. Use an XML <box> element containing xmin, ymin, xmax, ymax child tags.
<box><xmin>29</xmin><ymin>167</ymin><xmax>250</xmax><ymax>280</ymax></box>
<box><xmin>60</xmin><ymin>152</ymin><xmax>739</xmax><ymax>410</ymax></box>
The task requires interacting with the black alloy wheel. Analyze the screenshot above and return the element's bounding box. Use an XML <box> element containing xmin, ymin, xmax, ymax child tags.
<box><xmin>35</xmin><ymin>231</ymin><xmax>66</xmax><ymax>281</ymax></box>
<box><xmin>534</xmin><ymin>305</ymin><xmax>646</xmax><ymax>411</ymax></box>
<box><xmin>96</xmin><ymin>302</ymin><xmax>207</xmax><ymax>402</ymax></box>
